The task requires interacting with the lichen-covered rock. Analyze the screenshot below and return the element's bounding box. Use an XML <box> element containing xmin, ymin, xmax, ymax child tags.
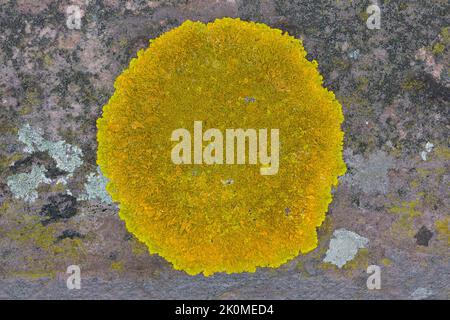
<box><xmin>97</xmin><ymin>18</ymin><xmax>346</xmax><ymax>276</ymax></box>
<box><xmin>0</xmin><ymin>0</ymin><xmax>448</xmax><ymax>299</ymax></box>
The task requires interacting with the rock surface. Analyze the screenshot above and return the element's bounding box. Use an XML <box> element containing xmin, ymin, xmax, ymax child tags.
<box><xmin>0</xmin><ymin>0</ymin><xmax>449</xmax><ymax>299</ymax></box>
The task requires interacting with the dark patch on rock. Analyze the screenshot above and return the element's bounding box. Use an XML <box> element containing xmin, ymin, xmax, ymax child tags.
<box><xmin>397</xmin><ymin>187</ymin><xmax>408</xmax><ymax>197</ymax></box>
<box><xmin>9</xmin><ymin>152</ymin><xmax>48</xmax><ymax>172</ymax></box>
<box><xmin>0</xmin><ymin>183</ymin><xmax>11</xmax><ymax>203</ymax></box>
<box><xmin>56</xmin><ymin>229</ymin><xmax>84</xmax><ymax>241</ymax></box>
<box><xmin>123</xmin><ymin>233</ymin><xmax>133</xmax><ymax>241</ymax></box>
<box><xmin>45</xmin><ymin>166</ymin><xmax>67</xmax><ymax>179</ymax></box>
<box><xmin>9</xmin><ymin>151</ymin><xmax>68</xmax><ymax>178</ymax></box>
<box><xmin>414</xmin><ymin>74</ymin><xmax>450</xmax><ymax>102</ymax></box>
<box><xmin>414</xmin><ymin>226</ymin><xmax>433</xmax><ymax>246</ymax></box>
<box><xmin>109</xmin><ymin>251</ymin><xmax>118</xmax><ymax>261</ymax></box>
<box><xmin>40</xmin><ymin>194</ymin><xmax>77</xmax><ymax>225</ymax></box>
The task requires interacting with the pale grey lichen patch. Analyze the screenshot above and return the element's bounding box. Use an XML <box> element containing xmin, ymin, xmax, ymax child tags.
<box><xmin>8</xmin><ymin>124</ymin><xmax>84</xmax><ymax>203</ymax></box>
<box><xmin>411</xmin><ymin>287</ymin><xmax>433</xmax><ymax>300</ymax></box>
<box><xmin>45</xmin><ymin>140</ymin><xmax>83</xmax><ymax>176</ymax></box>
<box><xmin>18</xmin><ymin>123</ymin><xmax>45</xmax><ymax>153</ymax></box>
<box><xmin>342</xmin><ymin>150</ymin><xmax>395</xmax><ymax>194</ymax></box>
<box><xmin>78</xmin><ymin>167</ymin><xmax>113</xmax><ymax>204</ymax></box>
<box><xmin>323</xmin><ymin>229</ymin><xmax>369</xmax><ymax>268</ymax></box>
<box><xmin>18</xmin><ymin>124</ymin><xmax>83</xmax><ymax>176</ymax></box>
<box><xmin>420</xmin><ymin>142</ymin><xmax>434</xmax><ymax>161</ymax></box>
<box><xmin>6</xmin><ymin>164</ymin><xmax>51</xmax><ymax>202</ymax></box>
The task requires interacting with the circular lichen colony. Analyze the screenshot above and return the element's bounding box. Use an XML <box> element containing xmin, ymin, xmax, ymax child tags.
<box><xmin>97</xmin><ymin>18</ymin><xmax>346</xmax><ymax>276</ymax></box>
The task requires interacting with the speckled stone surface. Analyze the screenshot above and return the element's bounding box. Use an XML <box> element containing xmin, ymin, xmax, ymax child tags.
<box><xmin>0</xmin><ymin>0</ymin><xmax>449</xmax><ymax>299</ymax></box>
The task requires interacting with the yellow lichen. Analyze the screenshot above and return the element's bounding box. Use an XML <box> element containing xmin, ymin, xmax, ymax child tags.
<box><xmin>111</xmin><ymin>261</ymin><xmax>125</xmax><ymax>272</ymax></box>
<box><xmin>343</xmin><ymin>248</ymin><xmax>369</xmax><ymax>277</ymax></box>
<box><xmin>432</xmin><ymin>42</ymin><xmax>445</xmax><ymax>55</ymax></box>
<box><xmin>97</xmin><ymin>18</ymin><xmax>346</xmax><ymax>276</ymax></box>
<box><xmin>389</xmin><ymin>197</ymin><xmax>423</xmax><ymax>239</ymax></box>
<box><xmin>5</xmin><ymin>214</ymin><xmax>86</xmax><ymax>277</ymax></box>
<box><xmin>435</xmin><ymin>217</ymin><xmax>450</xmax><ymax>246</ymax></box>
<box><xmin>381</xmin><ymin>258</ymin><xmax>392</xmax><ymax>266</ymax></box>
<box><xmin>130</xmin><ymin>237</ymin><xmax>148</xmax><ymax>256</ymax></box>
<box><xmin>389</xmin><ymin>198</ymin><xmax>422</xmax><ymax>218</ymax></box>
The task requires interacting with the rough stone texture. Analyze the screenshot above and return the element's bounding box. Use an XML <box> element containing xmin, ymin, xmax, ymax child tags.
<box><xmin>0</xmin><ymin>0</ymin><xmax>449</xmax><ymax>299</ymax></box>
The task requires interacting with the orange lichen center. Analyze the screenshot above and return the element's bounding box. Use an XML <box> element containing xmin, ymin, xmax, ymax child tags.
<box><xmin>97</xmin><ymin>18</ymin><xmax>346</xmax><ymax>276</ymax></box>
